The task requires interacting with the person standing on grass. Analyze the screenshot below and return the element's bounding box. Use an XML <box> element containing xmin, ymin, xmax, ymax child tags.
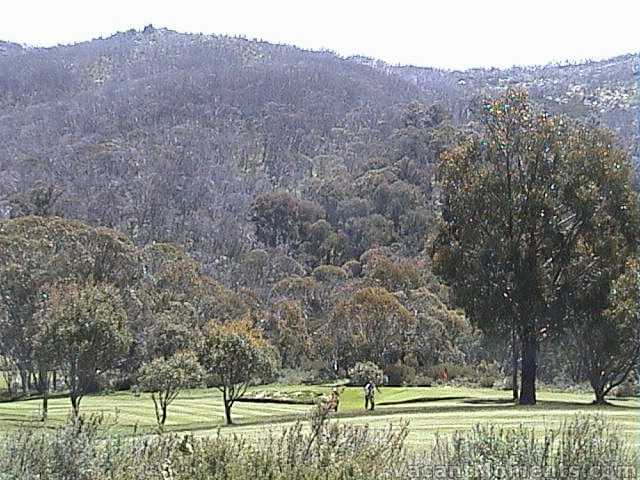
<box><xmin>364</xmin><ymin>380</ymin><xmax>379</xmax><ymax>410</ymax></box>
<box><xmin>328</xmin><ymin>386</ymin><xmax>341</xmax><ymax>412</ymax></box>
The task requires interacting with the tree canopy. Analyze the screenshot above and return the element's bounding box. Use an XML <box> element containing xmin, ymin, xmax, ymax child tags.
<box><xmin>432</xmin><ymin>89</ymin><xmax>639</xmax><ymax>404</ymax></box>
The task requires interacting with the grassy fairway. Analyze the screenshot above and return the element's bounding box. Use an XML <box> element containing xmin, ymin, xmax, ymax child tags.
<box><xmin>0</xmin><ymin>385</ymin><xmax>637</xmax><ymax>450</ymax></box>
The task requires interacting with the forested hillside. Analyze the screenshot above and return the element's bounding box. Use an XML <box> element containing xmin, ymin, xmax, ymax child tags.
<box><xmin>356</xmin><ymin>52</ymin><xmax>638</xmax><ymax>158</ymax></box>
<box><xmin>0</xmin><ymin>28</ymin><xmax>428</xmax><ymax>264</ymax></box>
<box><xmin>1</xmin><ymin>29</ymin><xmax>637</xmax><ymax>266</ymax></box>
<box><xmin>0</xmin><ymin>28</ymin><xmax>638</xmax><ymax>390</ymax></box>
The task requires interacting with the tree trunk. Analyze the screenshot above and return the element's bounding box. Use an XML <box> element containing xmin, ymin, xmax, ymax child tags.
<box><xmin>161</xmin><ymin>404</ymin><xmax>167</xmax><ymax>426</ymax></box>
<box><xmin>152</xmin><ymin>394</ymin><xmax>162</xmax><ymax>428</ymax></box>
<box><xmin>223</xmin><ymin>389</ymin><xmax>233</xmax><ymax>425</ymax></box>
<box><xmin>519</xmin><ymin>333</ymin><xmax>537</xmax><ymax>405</ymax></box>
<box><xmin>19</xmin><ymin>367</ymin><xmax>29</xmax><ymax>396</ymax></box>
<box><xmin>41</xmin><ymin>372</ymin><xmax>49</xmax><ymax>421</ymax></box>
<box><xmin>511</xmin><ymin>325</ymin><xmax>519</xmax><ymax>402</ymax></box>
<box><xmin>224</xmin><ymin>401</ymin><xmax>233</xmax><ymax>425</ymax></box>
<box><xmin>70</xmin><ymin>393</ymin><xmax>81</xmax><ymax>416</ymax></box>
<box><xmin>2</xmin><ymin>371</ymin><xmax>13</xmax><ymax>397</ymax></box>
<box><xmin>593</xmin><ymin>388</ymin><xmax>607</xmax><ymax>404</ymax></box>
<box><xmin>591</xmin><ymin>376</ymin><xmax>608</xmax><ymax>404</ymax></box>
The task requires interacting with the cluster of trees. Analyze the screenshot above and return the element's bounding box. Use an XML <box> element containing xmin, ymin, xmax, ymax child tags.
<box><xmin>0</xmin><ymin>214</ymin><xmax>475</xmax><ymax>426</ymax></box>
<box><xmin>248</xmin><ymin>102</ymin><xmax>451</xmax><ymax>267</ymax></box>
<box><xmin>2</xmin><ymin>91</ymin><xmax>638</xmax><ymax>414</ymax></box>
<box><xmin>0</xmin><ymin>215</ymin><xmax>478</xmax><ymax>424</ymax></box>
<box><xmin>0</xmin><ymin>217</ymin><xmax>276</xmax><ymax>425</ymax></box>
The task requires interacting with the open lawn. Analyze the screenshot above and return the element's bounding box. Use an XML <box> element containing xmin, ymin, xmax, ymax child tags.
<box><xmin>0</xmin><ymin>385</ymin><xmax>637</xmax><ymax>450</ymax></box>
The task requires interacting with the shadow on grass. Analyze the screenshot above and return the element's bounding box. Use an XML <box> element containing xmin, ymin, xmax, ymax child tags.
<box><xmin>0</xmin><ymin>391</ymin><xmax>70</xmax><ymax>404</ymax></box>
<box><xmin>379</xmin><ymin>396</ymin><xmax>467</xmax><ymax>406</ymax></box>
<box><xmin>463</xmin><ymin>398</ymin><xmax>515</xmax><ymax>405</ymax></box>
<box><xmin>535</xmin><ymin>400</ymin><xmax>640</xmax><ymax>410</ymax></box>
<box><xmin>236</xmin><ymin>397</ymin><xmax>315</xmax><ymax>405</ymax></box>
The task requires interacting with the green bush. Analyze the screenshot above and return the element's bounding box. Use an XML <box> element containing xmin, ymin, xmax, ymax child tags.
<box><xmin>343</xmin><ymin>260</ymin><xmax>362</xmax><ymax>278</ymax></box>
<box><xmin>312</xmin><ymin>264</ymin><xmax>348</xmax><ymax>283</ymax></box>
<box><xmin>0</xmin><ymin>413</ymin><xmax>635</xmax><ymax>480</ymax></box>
<box><xmin>478</xmin><ymin>375</ymin><xmax>497</xmax><ymax>388</ymax></box>
<box><xmin>411</xmin><ymin>374</ymin><xmax>434</xmax><ymax>387</ymax></box>
<box><xmin>476</xmin><ymin>360</ymin><xmax>500</xmax><ymax>377</ymax></box>
<box><xmin>277</xmin><ymin>368</ymin><xmax>319</xmax><ymax>385</ymax></box>
<box><xmin>385</xmin><ymin>363</ymin><xmax>417</xmax><ymax>386</ymax></box>
<box><xmin>0</xmin><ymin>414</ymin><xmax>115</xmax><ymax>480</ymax></box>
<box><xmin>426</xmin><ymin>415</ymin><xmax>637</xmax><ymax>480</ymax></box>
<box><xmin>348</xmin><ymin>361</ymin><xmax>384</xmax><ymax>386</ymax></box>
<box><xmin>426</xmin><ymin>363</ymin><xmax>474</xmax><ymax>381</ymax></box>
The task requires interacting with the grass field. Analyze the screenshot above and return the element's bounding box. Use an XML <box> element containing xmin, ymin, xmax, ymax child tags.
<box><xmin>0</xmin><ymin>384</ymin><xmax>637</xmax><ymax>450</ymax></box>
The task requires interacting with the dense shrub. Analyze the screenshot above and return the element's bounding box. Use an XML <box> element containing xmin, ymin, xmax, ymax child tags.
<box><xmin>424</xmin><ymin>416</ymin><xmax>637</xmax><ymax>479</ymax></box>
<box><xmin>385</xmin><ymin>363</ymin><xmax>417</xmax><ymax>386</ymax></box>
<box><xmin>277</xmin><ymin>368</ymin><xmax>321</xmax><ymax>385</ymax></box>
<box><xmin>478</xmin><ymin>376</ymin><xmax>496</xmax><ymax>388</ymax></box>
<box><xmin>0</xmin><ymin>413</ymin><xmax>636</xmax><ymax>480</ymax></box>
<box><xmin>343</xmin><ymin>260</ymin><xmax>363</xmax><ymax>278</ymax></box>
<box><xmin>0</xmin><ymin>415</ymin><xmax>114</xmax><ymax>480</ymax></box>
<box><xmin>426</xmin><ymin>363</ymin><xmax>474</xmax><ymax>381</ymax></box>
<box><xmin>412</xmin><ymin>374</ymin><xmax>434</xmax><ymax>387</ymax></box>
<box><xmin>0</xmin><ymin>408</ymin><xmax>409</xmax><ymax>480</ymax></box>
<box><xmin>348</xmin><ymin>361</ymin><xmax>384</xmax><ymax>386</ymax></box>
<box><xmin>312</xmin><ymin>265</ymin><xmax>348</xmax><ymax>283</ymax></box>
<box><xmin>475</xmin><ymin>360</ymin><xmax>500</xmax><ymax>388</ymax></box>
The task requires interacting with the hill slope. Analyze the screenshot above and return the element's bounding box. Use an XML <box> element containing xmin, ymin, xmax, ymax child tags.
<box><xmin>0</xmin><ymin>29</ymin><xmax>637</xmax><ymax>275</ymax></box>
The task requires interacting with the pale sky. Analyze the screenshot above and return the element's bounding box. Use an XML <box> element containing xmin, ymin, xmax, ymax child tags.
<box><xmin>1</xmin><ymin>0</ymin><xmax>638</xmax><ymax>70</ymax></box>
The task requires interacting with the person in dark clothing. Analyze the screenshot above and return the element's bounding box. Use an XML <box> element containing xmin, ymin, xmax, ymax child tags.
<box><xmin>364</xmin><ymin>380</ymin><xmax>379</xmax><ymax>410</ymax></box>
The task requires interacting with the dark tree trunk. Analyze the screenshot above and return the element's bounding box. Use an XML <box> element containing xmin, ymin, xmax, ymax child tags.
<box><xmin>590</xmin><ymin>375</ymin><xmax>608</xmax><ymax>404</ymax></box>
<box><xmin>519</xmin><ymin>333</ymin><xmax>537</xmax><ymax>405</ymax></box>
<box><xmin>511</xmin><ymin>325</ymin><xmax>519</xmax><ymax>402</ymax></box>
<box><xmin>36</xmin><ymin>369</ymin><xmax>47</xmax><ymax>394</ymax></box>
<box><xmin>70</xmin><ymin>393</ymin><xmax>81</xmax><ymax>416</ymax></box>
<box><xmin>223</xmin><ymin>389</ymin><xmax>233</xmax><ymax>425</ymax></box>
<box><xmin>2</xmin><ymin>371</ymin><xmax>13</xmax><ymax>397</ymax></box>
<box><xmin>41</xmin><ymin>372</ymin><xmax>49</xmax><ymax>421</ymax></box>
<box><xmin>19</xmin><ymin>368</ymin><xmax>29</xmax><ymax>396</ymax></box>
<box><xmin>593</xmin><ymin>389</ymin><xmax>607</xmax><ymax>404</ymax></box>
<box><xmin>161</xmin><ymin>404</ymin><xmax>167</xmax><ymax>426</ymax></box>
<box><xmin>224</xmin><ymin>402</ymin><xmax>233</xmax><ymax>425</ymax></box>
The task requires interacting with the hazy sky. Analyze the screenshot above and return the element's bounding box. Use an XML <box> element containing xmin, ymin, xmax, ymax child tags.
<box><xmin>1</xmin><ymin>0</ymin><xmax>638</xmax><ymax>69</ymax></box>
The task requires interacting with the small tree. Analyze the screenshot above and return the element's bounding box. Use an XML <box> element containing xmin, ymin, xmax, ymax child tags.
<box><xmin>329</xmin><ymin>287</ymin><xmax>414</xmax><ymax>370</ymax></box>
<box><xmin>36</xmin><ymin>282</ymin><xmax>131</xmax><ymax>415</ymax></box>
<box><xmin>138</xmin><ymin>351</ymin><xmax>203</xmax><ymax>428</ymax></box>
<box><xmin>348</xmin><ymin>361</ymin><xmax>384</xmax><ymax>386</ymax></box>
<box><xmin>199</xmin><ymin>317</ymin><xmax>276</xmax><ymax>425</ymax></box>
<box><xmin>568</xmin><ymin>259</ymin><xmax>640</xmax><ymax>403</ymax></box>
